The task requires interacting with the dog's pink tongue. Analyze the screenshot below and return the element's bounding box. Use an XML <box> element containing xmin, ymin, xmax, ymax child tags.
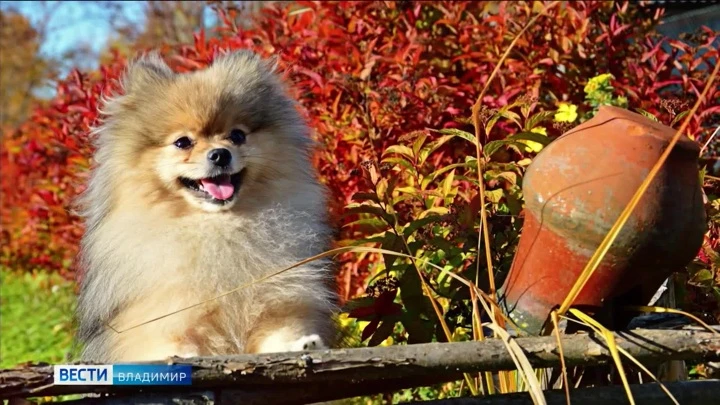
<box><xmin>200</xmin><ymin>177</ymin><xmax>234</xmax><ymax>200</ymax></box>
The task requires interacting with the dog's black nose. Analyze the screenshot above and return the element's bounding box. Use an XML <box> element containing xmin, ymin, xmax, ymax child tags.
<box><xmin>207</xmin><ymin>148</ymin><xmax>231</xmax><ymax>167</ymax></box>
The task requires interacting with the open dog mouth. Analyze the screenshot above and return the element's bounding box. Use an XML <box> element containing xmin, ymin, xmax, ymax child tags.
<box><xmin>178</xmin><ymin>170</ymin><xmax>245</xmax><ymax>204</ymax></box>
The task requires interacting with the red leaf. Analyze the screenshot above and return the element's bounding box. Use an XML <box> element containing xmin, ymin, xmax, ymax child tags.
<box><xmin>361</xmin><ymin>318</ymin><xmax>381</xmax><ymax>342</ymax></box>
<box><xmin>348</xmin><ymin>305</ymin><xmax>377</xmax><ymax>319</ymax></box>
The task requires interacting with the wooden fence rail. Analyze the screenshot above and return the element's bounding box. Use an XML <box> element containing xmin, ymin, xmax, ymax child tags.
<box><xmin>412</xmin><ymin>380</ymin><xmax>720</xmax><ymax>405</ymax></box>
<box><xmin>2</xmin><ymin>328</ymin><xmax>719</xmax><ymax>404</ymax></box>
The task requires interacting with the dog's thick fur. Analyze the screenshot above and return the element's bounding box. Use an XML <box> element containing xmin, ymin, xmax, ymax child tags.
<box><xmin>74</xmin><ymin>50</ymin><xmax>338</xmax><ymax>362</ymax></box>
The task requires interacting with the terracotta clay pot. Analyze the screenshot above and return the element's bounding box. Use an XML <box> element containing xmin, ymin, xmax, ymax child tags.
<box><xmin>498</xmin><ymin>105</ymin><xmax>706</xmax><ymax>335</ymax></box>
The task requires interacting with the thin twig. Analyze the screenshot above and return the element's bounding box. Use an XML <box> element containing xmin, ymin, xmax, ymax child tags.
<box><xmin>700</xmin><ymin>125</ymin><xmax>719</xmax><ymax>155</ymax></box>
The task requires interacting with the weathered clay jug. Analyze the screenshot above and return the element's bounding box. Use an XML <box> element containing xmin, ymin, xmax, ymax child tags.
<box><xmin>499</xmin><ymin>105</ymin><xmax>706</xmax><ymax>335</ymax></box>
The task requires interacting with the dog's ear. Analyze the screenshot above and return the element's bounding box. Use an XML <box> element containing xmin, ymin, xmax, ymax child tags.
<box><xmin>211</xmin><ymin>49</ymin><xmax>283</xmax><ymax>76</ymax></box>
<box><xmin>122</xmin><ymin>51</ymin><xmax>174</xmax><ymax>94</ymax></box>
<box><xmin>211</xmin><ymin>49</ymin><xmax>261</xmax><ymax>69</ymax></box>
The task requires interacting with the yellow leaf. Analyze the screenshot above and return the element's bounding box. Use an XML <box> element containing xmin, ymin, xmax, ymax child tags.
<box><xmin>419</xmin><ymin>207</ymin><xmax>450</xmax><ymax>218</ymax></box>
<box><xmin>382</xmin><ymin>144</ymin><xmax>414</xmax><ymax>159</ymax></box>
<box><xmin>554</xmin><ymin>103</ymin><xmax>578</xmax><ymax>123</ymax></box>
<box><xmin>517</xmin><ymin>158</ymin><xmax>533</xmax><ymax>166</ymax></box>
<box><xmin>442</xmin><ymin>169</ymin><xmax>456</xmax><ymax>199</ymax></box>
<box><xmin>485</xmin><ymin>323</ymin><xmax>547</xmax><ymax>405</ymax></box>
<box><xmin>569</xmin><ymin>309</ymin><xmax>635</xmax><ymax>405</ymax></box>
<box><xmin>498</xmin><ymin>171</ymin><xmax>517</xmax><ymax>186</ymax></box>
<box><xmin>626</xmin><ymin>306</ymin><xmax>718</xmax><ymax>335</ymax></box>
<box><xmin>485</xmin><ymin>189</ymin><xmax>504</xmax><ymax>203</ymax></box>
<box><xmin>584</xmin><ymin>73</ymin><xmax>615</xmax><ymax>94</ymax></box>
<box><xmin>530</xmin><ymin>127</ymin><xmax>547</xmax><ymax>135</ymax></box>
<box><xmin>520</xmin><ymin>127</ymin><xmax>547</xmax><ymax>152</ymax></box>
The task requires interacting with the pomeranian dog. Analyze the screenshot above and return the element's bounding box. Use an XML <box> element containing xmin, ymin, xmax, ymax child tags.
<box><xmin>73</xmin><ymin>50</ymin><xmax>338</xmax><ymax>362</ymax></box>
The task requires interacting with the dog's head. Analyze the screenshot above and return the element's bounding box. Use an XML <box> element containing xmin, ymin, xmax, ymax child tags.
<box><xmin>94</xmin><ymin>50</ymin><xmax>317</xmax><ymax>214</ymax></box>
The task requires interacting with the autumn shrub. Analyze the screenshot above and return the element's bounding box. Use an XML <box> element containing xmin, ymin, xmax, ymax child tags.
<box><xmin>1</xmin><ymin>0</ymin><xmax>718</xmax><ymax>326</ymax></box>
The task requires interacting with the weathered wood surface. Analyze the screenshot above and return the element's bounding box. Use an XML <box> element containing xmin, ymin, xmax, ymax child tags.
<box><xmin>412</xmin><ymin>380</ymin><xmax>720</xmax><ymax>405</ymax></box>
<box><xmin>2</xmin><ymin>329</ymin><xmax>719</xmax><ymax>402</ymax></box>
<box><xmin>8</xmin><ymin>380</ymin><xmax>719</xmax><ymax>405</ymax></box>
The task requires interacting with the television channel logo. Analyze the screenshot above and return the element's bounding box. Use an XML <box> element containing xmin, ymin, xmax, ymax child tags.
<box><xmin>54</xmin><ymin>364</ymin><xmax>192</xmax><ymax>386</ymax></box>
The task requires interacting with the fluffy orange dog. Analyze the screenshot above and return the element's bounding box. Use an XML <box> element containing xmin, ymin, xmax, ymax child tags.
<box><xmin>74</xmin><ymin>50</ymin><xmax>337</xmax><ymax>362</ymax></box>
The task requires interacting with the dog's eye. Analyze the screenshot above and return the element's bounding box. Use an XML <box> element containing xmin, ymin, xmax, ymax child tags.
<box><xmin>228</xmin><ymin>129</ymin><xmax>247</xmax><ymax>145</ymax></box>
<box><xmin>173</xmin><ymin>136</ymin><xmax>193</xmax><ymax>150</ymax></box>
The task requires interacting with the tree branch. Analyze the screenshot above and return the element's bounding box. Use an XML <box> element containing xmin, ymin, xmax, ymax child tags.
<box><xmin>1</xmin><ymin>329</ymin><xmax>719</xmax><ymax>401</ymax></box>
<box><xmin>412</xmin><ymin>380</ymin><xmax>720</xmax><ymax>405</ymax></box>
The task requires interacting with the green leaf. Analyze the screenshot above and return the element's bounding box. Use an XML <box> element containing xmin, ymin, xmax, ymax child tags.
<box><xmin>483</xmin><ymin>168</ymin><xmax>501</xmax><ymax>179</ymax></box>
<box><xmin>412</xmin><ymin>132</ymin><xmax>429</xmax><ymax>156</ymax></box>
<box><xmin>503</xmin><ymin>99</ymin><xmax>526</xmax><ymax>111</ymax></box>
<box><xmin>507</xmin><ymin>131</ymin><xmax>552</xmax><ymax>146</ymax></box>
<box><xmin>400</xmin><ymin>312</ymin><xmax>434</xmax><ymax>344</ymax></box>
<box><xmin>352</xmin><ymin>192</ymin><xmax>380</xmax><ymax>204</ymax></box>
<box><xmin>483</xmin><ymin>140</ymin><xmax>510</xmax><ymax>158</ymax></box>
<box><xmin>343</xmin><ymin>217</ymin><xmax>387</xmax><ymax>232</ymax></box>
<box><xmin>418</xmin><ymin>134</ymin><xmax>456</xmax><ymax>165</ymax></box>
<box><xmin>635</xmin><ymin>108</ymin><xmax>659</xmax><ymax>122</ymax></box>
<box><xmin>428</xmin><ymin>236</ymin><xmax>453</xmax><ymax>253</ymax></box>
<box><xmin>713</xmin><ymin>287</ymin><xmax>720</xmax><ymax>303</ymax></box>
<box><xmin>351</xmin><ymin>235</ymin><xmax>387</xmax><ymax>245</ymax></box>
<box><xmin>484</xmin><ymin>140</ymin><xmax>528</xmax><ymax>159</ymax></box>
<box><xmin>485</xmin><ymin>188</ymin><xmax>505</xmax><ymax>203</ymax></box>
<box><xmin>506</xmin><ymin>143</ymin><xmax>526</xmax><ymax>155</ymax></box>
<box><xmin>441</xmin><ymin>169</ymin><xmax>456</xmax><ymax>199</ymax></box>
<box><xmin>524</xmin><ymin>111</ymin><xmax>556</xmax><ymax>131</ymax></box>
<box><xmin>383</xmin><ymin>144</ymin><xmax>415</xmax><ymax>160</ymax></box>
<box><xmin>670</xmin><ymin>110</ymin><xmax>691</xmax><ymax>127</ymax></box>
<box><xmin>521</xmin><ymin>103</ymin><xmax>532</xmax><ymax>119</ymax></box>
<box><xmin>507</xmin><ymin>191</ymin><xmax>524</xmax><ymax>216</ymax></box>
<box><xmin>406</xmin><ymin>240</ymin><xmax>425</xmax><ymax>256</ymax></box>
<box><xmin>342</xmin><ymin>205</ymin><xmax>388</xmax><ymax>219</ymax></box>
<box><xmin>386</xmin><ymin>175</ymin><xmax>399</xmax><ymax>200</ymax></box>
<box><xmin>399</xmin><ymin>266</ymin><xmax>435</xmax><ymax>344</ymax></box>
<box><xmin>381</xmin><ymin>156</ymin><xmax>415</xmax><ymax>171</ymax></box>
<box><xmin>497</xmin><ymin>171</ymin><xmax>517</xmax><ymax>186</ymax></box>
<box><xmin>367</xmin><ymin>263</ymin><xmax>408</xmax><ymax>286</ymax></box>
<box><xmin>497</xmin><ymin>108</ymin><xmax>523</xmax><ymax>129</ymax></box>
<box><xmin>381</xmin><ymin>232</ymin><xmax>403</xmax><ymax>271</ymax></box>
<box><xmin>691</xmin><ymin>269</ymin><xmax>713</xmax><ymax>285</ymax></box>
<box><xmin>436</xmin><ymin>128</ymin><xmax>477</xmax><ymax>145</ymax></box>
<box><xmin>419</xmin><ymin>206</ymin><xmax>450</xmax><ymax>218</ymax></box>
<box><xmin>392</xmin><ymin>193</ymin><xmax>420</xmax><ymax>206</ymax></box>
<box><xmin>485</xmin><ymin>114</ymin><xmax>501</xmax><ymax>136</ymax></box>
<box><xmin>420</xmin><ymin>175</ymin><xmax>434</xmax><ymax>191</ymax></box>
<box><xmin>341</xmin><ymin>296</ymin><xmax>376</xmax><ymax>313</ymax></box>
<box><xmin>396</xmin><ymin>186</ymin><xmax>421</xmax><ymax>195</ymax></box>
<box><xmin>403</xmin><ymin>214</ymin><xmax>446</xmax><ymax>238</ymax></box>
<box><xmin>368</xmin><ymin>319</ymin><xmax>398</xmax><ymax>346</ymax></box>
<box><xmin>429</xmin><ymin>163</ymin><xmax>470</xmax><ymax>182</ymax></box>
<box><xmin>400</xmin><ymin>266</ymin><xmax>426</xmax><ymax>315</ymax></box>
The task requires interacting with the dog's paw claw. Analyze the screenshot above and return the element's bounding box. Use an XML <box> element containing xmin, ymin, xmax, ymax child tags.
<box><xmin>291</xmin><ymin>334</ymin><xmax>325</xmax><ymax>351</ymax></box>
<box><xmin>166</xmin><ymin>351</ymin><xmax>197</xmax><ymax>362</ymax></box>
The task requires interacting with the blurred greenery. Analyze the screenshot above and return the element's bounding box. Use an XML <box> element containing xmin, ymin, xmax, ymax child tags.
<box><xmin>0</xmin><ymin>268</ymin><xmax>76</xmax><ymax>368</ymax></box>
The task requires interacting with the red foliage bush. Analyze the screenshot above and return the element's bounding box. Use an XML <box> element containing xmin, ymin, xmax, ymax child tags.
<box><xmin>1</xmin><ymin>1</ymin><xmax>718</xmax><ymax>301</ymax></box>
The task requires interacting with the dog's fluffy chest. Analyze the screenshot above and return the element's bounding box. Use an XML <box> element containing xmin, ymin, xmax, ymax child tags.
<box><xmin>96</xmin><ymin>206</ymin><xmax>327</xmax><ymax>292</ymax></box>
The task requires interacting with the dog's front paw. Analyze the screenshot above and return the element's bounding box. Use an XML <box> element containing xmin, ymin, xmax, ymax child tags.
<box><xmin>164</xmin><ymin>350</ymin><xmax>199</xmax><ymax>363</ymax></box>
<box><xmin>289</xmin><ymin>334</ymin><xmax>326</xmax><ymax>351</ymax></box>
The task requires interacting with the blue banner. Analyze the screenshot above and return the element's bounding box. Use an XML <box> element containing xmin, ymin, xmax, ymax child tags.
<box><xmin>54</xmin><ymin>364</ymin><xmax>192</xmax><ymax>386</ymax></box>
